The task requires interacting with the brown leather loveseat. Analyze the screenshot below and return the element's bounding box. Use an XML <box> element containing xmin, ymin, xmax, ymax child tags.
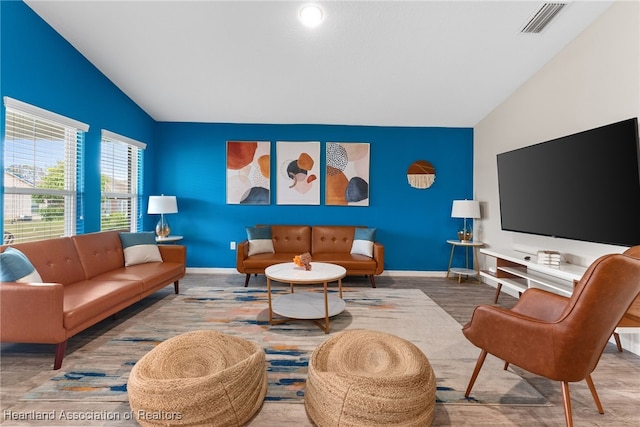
<box><xmin>0</xmin><ymin>230</ymin><xmax>186</xmax><ymax>370</ymax></box>
<box><xmin>236</xmin><ymin>225</ymin><xmax>384</xmax><ymax>287</ymax></box>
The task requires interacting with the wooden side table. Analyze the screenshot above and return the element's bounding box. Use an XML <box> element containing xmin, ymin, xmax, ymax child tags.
<box><xmin>446</xmin><ymin>240</ymin><xmax>483</xmax><ymax>283</ymax></box>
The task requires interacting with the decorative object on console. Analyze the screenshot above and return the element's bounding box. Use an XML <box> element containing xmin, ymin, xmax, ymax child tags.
<box><xmin>537</xmin><ymin>250</ymin><xmax>561</xmax><ymax>266</ymax></box>
<box><xmin>451</xmin><ymin>199</ymin><xmax>480</xmax><ymax>242</ymax></box>
<box><xmin>293</xmin><ymin>252</ymin><xmax>312</xmax><ymax>270</ymax></box>
<box><xmin>407</xmin><ymin>160</ymin><xmax>436</xmax><ymax>189</ymax></box>
<box><xmin>147</xmin><ymin>195</ymin><xmax>178</xmax><ymax>238</ymax></box>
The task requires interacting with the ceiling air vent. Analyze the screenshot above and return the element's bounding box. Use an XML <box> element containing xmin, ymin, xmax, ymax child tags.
<box><xmin>521</xmin><ymin>2</ymin><xmax>567</xmax><ymax>34</ymax></box>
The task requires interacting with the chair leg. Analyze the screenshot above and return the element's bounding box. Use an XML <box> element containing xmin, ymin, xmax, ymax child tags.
<box><xmin>369</xmin><ymin>275</ymin><xmax>376</xmax><ymax>288</ymax></box>
<box><xmin>244</xmin><ymin>274</ymin><xmax>250</xmax><ymax>287</ymax></box>
<box><xmin>465</xmin><ymin>350</ymin><xmax>488</xmax><ymax>397</ymax></box>
<box><xmin>54</xmin><ymin>340</ymin><xmax>68</xmax><ymax>370</ymax></box>
<box><xmin>561</xmin><ymin>381</ymin><xmax>574</xmax><ymax>427</ymax></box>
<box><xmin>174</xmin><ymin>280</ymin><xmax>179</xmax><ymax>294</ymax></box>
<box><xmin>613</xmin><ymin>332</ymin><xmax>623</xmax><ymax>352</ymax></box>
<box><xmin>585</xmin><ymin>374</ymin><xmax>604</xmax><ymax>414</ymax></box>
<box><xmin>493</xmin><ymin>283</ymin><xmax>502</xmax><ymax>303</ymax></box>
<box><xmin>503</xmin><ymin>361</ymin><xmax>509</xmax><ymax>370</ymax></box>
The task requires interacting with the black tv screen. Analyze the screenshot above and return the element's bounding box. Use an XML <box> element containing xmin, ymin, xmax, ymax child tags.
<box><xmin>497</xmin><ymin>117</ymin><xmax>640</xmax><ymax>247</ymax></box>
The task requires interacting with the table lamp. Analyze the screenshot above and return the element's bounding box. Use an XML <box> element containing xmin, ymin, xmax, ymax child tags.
<box><xmin>148</xmin><ymin>195</ymin><xmax>178</xmax><ymax>238</ymax></box>
<box><xmin>451</xmin><ymin>200</ymin><xmax>480</xmax><ymax>242</ymax></box>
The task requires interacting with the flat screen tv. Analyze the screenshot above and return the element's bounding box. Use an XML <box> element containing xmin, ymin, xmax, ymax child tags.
<box><xmin>497</xmin><ymin>117</ymin><xmax>640</xmax><ymax>247</ymax></box>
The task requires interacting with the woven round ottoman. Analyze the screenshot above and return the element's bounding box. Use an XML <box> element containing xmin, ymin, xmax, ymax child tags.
<box><xmin>305</xmin><ymin>329</ymin><xmax>436</xmax><ymax>427</ymax></box>
<box><xmin>128</xmin><ymin>330</ymin><xmax>267</xmax><ymax>426</ymax></box>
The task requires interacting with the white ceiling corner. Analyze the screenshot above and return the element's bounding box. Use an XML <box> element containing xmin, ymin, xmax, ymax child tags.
<box><xmin>24</xmin><ymin>0</ymin><xmax>615</xmax><ymax>127</ymax></box>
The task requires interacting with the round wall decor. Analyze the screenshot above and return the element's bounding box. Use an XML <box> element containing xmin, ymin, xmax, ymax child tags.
<box><xmin>407</xmin><ymin>160</ymin><xmax>436</xmax><ymax>189</ymax></box>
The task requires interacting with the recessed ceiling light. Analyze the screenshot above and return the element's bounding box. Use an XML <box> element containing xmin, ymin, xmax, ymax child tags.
<box><xmin>299</xmin><ymin>4</ymin><xmax>324</xmax><ymax>28</ymax></box>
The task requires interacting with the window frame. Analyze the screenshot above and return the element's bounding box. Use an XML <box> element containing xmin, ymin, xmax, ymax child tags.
<box><xmin>3</xmin><ymin>97</ymin><xmax>88</xmax><ymax>244</ymax></box>
<box><xmin>99</xmin><ymin>129</ymin><xmax>146</xmax><ymax>232</ymax></box>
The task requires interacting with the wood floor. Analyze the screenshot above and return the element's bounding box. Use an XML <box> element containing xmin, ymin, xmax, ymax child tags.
<box><xmin>1</xmin><ymin>273</ymin><xmax>639</xmax><ymax>426</ymax></box>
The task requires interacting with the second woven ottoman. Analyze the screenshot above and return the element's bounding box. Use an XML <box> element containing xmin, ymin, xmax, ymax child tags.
<box><xmin>128</xmin><ymin>330</ymin><xmax>267</xmax><ymax>426</ymax></box>
<box><xmin>305</xmin><ymin>329</ymin><xmax>436</xmax><ymax>427</ymax></box>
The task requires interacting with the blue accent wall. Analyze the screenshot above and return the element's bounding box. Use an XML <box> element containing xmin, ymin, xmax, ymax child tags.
<box><xmin>2</xmin><ymin>1</ymin><xmax>475</xmax><ymax>272</ymax></box>
<box><xmin>154</xmin><ymin>123</ymin><xmax>474</xmax><ymax>271</ymax></box>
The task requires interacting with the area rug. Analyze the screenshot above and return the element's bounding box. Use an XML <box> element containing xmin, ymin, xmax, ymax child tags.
<box><xmin>21</xmin><ymin>287</ymin><xmax>549</xmax><ymax>406</ymax></box>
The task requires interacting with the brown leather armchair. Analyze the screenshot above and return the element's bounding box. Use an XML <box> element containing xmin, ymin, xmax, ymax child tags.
<box><xmin>461</xmin><ymin>253</ymin><xmax>640</xmax><ymax>427</ymax></box>
<box><xmin>613</xmin><ymin>245</ymin><xmax>640</xmax><ymax>351</ymax></box>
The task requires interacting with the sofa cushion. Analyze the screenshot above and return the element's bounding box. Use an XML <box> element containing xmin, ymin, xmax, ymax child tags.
<box><xmin>311</xmin><ymin>253</ymin><xmax>378</xmax><ymax>271</ymax></box>
<box><xmin>271</xmin><ymin>225</ymin><xmax>312</xmax><ymax>254</ymax></box>
<box><xmin>243</xmin><ymin>252</ymin><xmax>301</xmax><ymax>271</ymax></box>
<box><xmin>246</xmin><ymin>226</ymin><xmax>275</xmax><ymax>256</ymax></box>
<box><xmin>92</xmin><ymin>262</ymin><xmax>185</xmax><ymax>295</ymax></box>
<box><xmin>73</xmin><ymin>231</ymin><xmax>126</xmax><ymax>279</ymax></box>
<box><xmin>6</xmin><ymin>237</ymin><xmax>87</xmax><ymax>285</ymax></box>
<box><xmin>63</xmin><ymin>279</ymin><xmax>143</xmax><ymax>330</ymax></box>
<box><xmin>120</xmin><ymin>232</ymin><xmax>163</xmax><ymax>266</ymax></box>
<box><xmin>350</xmin><ymin>227</ymin><xmax>376</xmax><ymax>258</ymax></box>
<box><xmin>0</xmin><ymin>247</ymin><xmax>42</xmax><ymax>283</ymax></box>
<box><xmin>311</xmin><ymin>225</ymin><xmax>357</xmax><ymax>255</ymax></box>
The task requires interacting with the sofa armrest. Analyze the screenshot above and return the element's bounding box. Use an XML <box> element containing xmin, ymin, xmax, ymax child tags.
<box><xmin>236</xmin><ymin>240</ymin><xmax>249</xmax><ymax>273</ymax></box>
<box><xmin>373</xmin><ymin>242</ymin><xmax>385</xmax><ymax>275</ymax></box>
<box><xmin>0</xmin><ymin>282</ymin><xmax>66</xmax><ymax>343</ymax></box>
<box><xmin>158</xmin><ymin>244</ymin><xmax>186</xmax><ymax>265</ymax></box>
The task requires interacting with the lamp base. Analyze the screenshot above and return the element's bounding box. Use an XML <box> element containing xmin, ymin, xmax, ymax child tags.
<box><xmin>457</xmin><ymin>231</ymin><xmax>473</xmax><ymax>242</ymax></box>
<box><xmin>156</xmin><ymin>217</ymin><xmax>171</xmax><ymax>238</ymax></box>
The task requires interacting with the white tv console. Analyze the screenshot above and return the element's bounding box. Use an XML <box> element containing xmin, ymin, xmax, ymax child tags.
<box><xmin>480</xmin><ymin>247</ymin><xmax>587</xmax><ymax>302</ymax></box>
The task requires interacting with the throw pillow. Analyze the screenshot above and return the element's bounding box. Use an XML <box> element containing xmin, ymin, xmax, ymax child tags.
<box><xmin>246</xmin><ymin>226</ymin><xmax>275</xmax><ymax>256</ymax></box>
<box><xmin>0</xmin><ymin>247</ymin><xmax>43</xmax><ymax>282</ymax></box>
<box><xmin>350</xmin><ymin>227</ymin><xmax>376</xmax><ymax>258</ymax></box>
<box><xmin>119</xmin><ymin>232</ymin><xmax>163</xmax><ymax>266</ymax></box>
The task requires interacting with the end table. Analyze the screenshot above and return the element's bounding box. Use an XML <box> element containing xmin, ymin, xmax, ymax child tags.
<box><xmin>446</xmin><ymin>240</ymin><xmax>483</xmax><ymax>283</ymax></box>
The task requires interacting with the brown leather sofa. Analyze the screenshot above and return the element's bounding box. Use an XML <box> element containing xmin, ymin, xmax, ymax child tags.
<box><xmin>236</xmin><ymin>225</ymin><xmax>384</xmax><ymax>287</ymax></box>
<box><xmin>0</xmin><ymin>230</ymin><xmax>186</xmax><ymax>370</ymax></box>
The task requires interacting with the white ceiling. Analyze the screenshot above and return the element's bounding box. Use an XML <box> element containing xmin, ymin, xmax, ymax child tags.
<box><xmin>25</xmin><ymin>0</ymin><xmax>615</xmax><ymax>127</ymax></box>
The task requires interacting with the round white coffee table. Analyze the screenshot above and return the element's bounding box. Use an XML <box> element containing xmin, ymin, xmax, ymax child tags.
<box><xmin>265</xmin><ymin>262</ymin><xmax>346</xmax><ymax>334</ymax></box>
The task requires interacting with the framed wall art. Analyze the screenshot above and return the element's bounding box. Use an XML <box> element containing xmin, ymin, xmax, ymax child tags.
<box><xmin>226</xmin><ymin>141</ymin><xmax>270</xmax><ymax>205</ymax></box>
<box><xmin>276</xmin><ymin>141</ymin><xmax>320</xmax><ymax>205</ymax></box>
<box><xmin>325</xmin><ymin>142</ymin><xmax>370</xmax><ymax>206</ymax></box>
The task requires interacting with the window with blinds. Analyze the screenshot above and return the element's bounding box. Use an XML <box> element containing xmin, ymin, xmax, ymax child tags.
<box><xmin>3</xmin><ymin>97</ymin><xmax>88</xmax><ymax>244</ymax></box>
<box><xmin>100</xmin><ymin>130</ymin><xmax>145</xmax><ymax>232</ymax></box>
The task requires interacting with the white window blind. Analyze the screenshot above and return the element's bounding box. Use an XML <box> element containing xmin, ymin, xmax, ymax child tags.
<box><xmin>100</xmin><ymin>130</ymin><xmax>144</xmax><ymax>232</ymax></box>
<box><xmin>3</xmin><ymin>98</ymin><xmax>87</xmax><ymax>244</ymax></box>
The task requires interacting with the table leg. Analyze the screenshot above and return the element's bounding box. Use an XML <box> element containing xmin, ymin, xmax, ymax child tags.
<box><xmin>267</xmin><ymin>277</ymin><xmax>273</xmax><ymax>325</ymax></box>
<box><xmin>338</xmin><ymin>278</ymin><xmax>343</xmax><ymax>299</ymax></box>
<box><xmin>474</xmin><ymin>246</ymin><xmax>481</xmax><ymax>283</ymax></box>
<box><xmin>447</xmin><ymin>244</ymin><xmax>455</xmax><ymax>279</ymax></box>
<box><xmin>323</xmin><ymin>281</ymin><xmax>329</xmax><ymax>334</ymax></box>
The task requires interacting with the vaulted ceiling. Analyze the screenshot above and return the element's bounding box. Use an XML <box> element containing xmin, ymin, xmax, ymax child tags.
<box><xmin>25</xmin><ymin>1</ymin><xmax>614</xmax><ymax>127</ymax></box>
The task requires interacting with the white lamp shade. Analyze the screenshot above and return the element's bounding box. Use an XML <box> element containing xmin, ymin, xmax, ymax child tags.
<box><xmin>148</xmin><ymin>195</ymin><xmax>178</xmax><ymax>214</ymax></box>
<box><xmin>451</xmin><ymin>200</ymin><xmax>480</xmax><ymax>219</ymax></box>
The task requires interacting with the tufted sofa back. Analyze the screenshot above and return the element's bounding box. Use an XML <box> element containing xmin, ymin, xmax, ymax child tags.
<box><xmin>312</xmin><ymin>225</ymin><xmax>364</xmax><ymax>255</ymax></box>
<box><xmin>270</xmin><ymin>225</ymin><xmax>311</xmax><ymax>254</ymax></box>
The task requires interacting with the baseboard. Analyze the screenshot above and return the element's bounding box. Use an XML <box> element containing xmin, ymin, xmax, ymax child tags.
<box><xmin>186</xmin><ymin>268</ymin><xmax>448</xmax><ymax>278</ymax></box>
